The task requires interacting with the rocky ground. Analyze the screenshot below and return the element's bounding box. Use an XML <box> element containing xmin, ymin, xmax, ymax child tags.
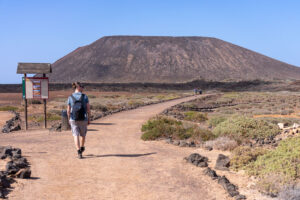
<box><xmin>0</xmin><ymin>146</ymin><xmax>31</xmax><ymax>198</ymax></box>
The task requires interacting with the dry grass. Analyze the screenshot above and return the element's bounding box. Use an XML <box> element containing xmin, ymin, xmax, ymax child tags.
<box><xmin>204</xmin><ymin>136</ymin><xmax>238</xmax><ymax>151</ymax></box>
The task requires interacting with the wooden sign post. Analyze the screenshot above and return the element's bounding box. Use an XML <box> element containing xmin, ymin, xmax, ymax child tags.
<box><xmin>17</xmin><ymin>63</ymin><xmax>52</xmax><ymax>130</ymax></box>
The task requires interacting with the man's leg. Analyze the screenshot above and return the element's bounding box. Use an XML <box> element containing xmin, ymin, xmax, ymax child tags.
<box><xmin>73</xmin><ymin>136</ymin><xmax>80</xmax><ymax>150</ymax></box>
<box><xmin>80</xmin><ymin>136</ymin><xmax>85</xmax><ymax>152</ymax></box>
<box><xmin>74</xmin><ymin>135</ymin><xmax>82</xmax><ymax>158</ymax></box>
<box><xmin>79</xmin><ymin>121</ymin><xmax>87</xmax><ymax>153</ymax></box>
<box><xmin>81</xmin><ymin>136</ymin><xmax>85</xmax><ymax>148</ymax></box>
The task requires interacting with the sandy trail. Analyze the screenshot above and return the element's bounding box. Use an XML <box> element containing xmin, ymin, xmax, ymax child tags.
<box><xmin>0</xmin><ymin>96</ymin><xmax>252</xmax><ymax>200</ymax></box>
<box><xmin>0</xmin><ymin>111</ymin><xmax>15</xmax><ymax>127</ymax></box>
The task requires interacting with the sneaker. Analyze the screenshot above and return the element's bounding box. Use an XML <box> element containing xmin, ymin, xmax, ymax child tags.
<box><xmin>77</xmin><ymin>149</ymin><xmax>82</xmax><ymax>159</ymax></box>
<box><xmin>80</xmin><ymin>146</ymin><xmax>85</xmax><ymax>153</ymax></box>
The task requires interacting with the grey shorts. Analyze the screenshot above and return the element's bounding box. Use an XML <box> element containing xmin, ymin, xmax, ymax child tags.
<box><xmin>70</xmin><ymin>120</ymin><xmax>88</xmax><ymax>137</ymax></box>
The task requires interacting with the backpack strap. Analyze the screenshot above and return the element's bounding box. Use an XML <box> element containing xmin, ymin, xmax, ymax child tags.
<box><xmin>79</xmin><ymin>94</ymin><xmax>84</xmax><ymax>102</ymax></box>
<box><xmin>70</xmin><ymin>94</ymin><xmax>76</xmax><ymax>102</ymax></box>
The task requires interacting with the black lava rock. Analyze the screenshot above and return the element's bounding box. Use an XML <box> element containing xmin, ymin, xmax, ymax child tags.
<box><xmin>186</xmin><ymin>153</ymin><xmax>208</xmax><ymax>167</ymax></box>
<box><xmin>235</xmin><ymin>194</ymin><xmax>247</xmax><ymax>200</ymax></box>
<box><xmin>17</xmin><ymin>168</ymin><xmax>31</xmax><ymax>179</ymax></box>
<box><xmin>218</xmin><ymin>176</ymin><xmax>239</xmax><ymax>197</ymax></box>
<box><xmin>0</xmin><ymin>174</ymin><xmax>11</xmax><ymax>188</ymax></box>
<box><xmin>215</xmin><ymin>154</ymin><xmax>230</xmax><ymax>171</ymax></box>
<box><xmin>203</xmin><ymin>167</ymin><xmax>219</xmax><ymax>180</ymax></box>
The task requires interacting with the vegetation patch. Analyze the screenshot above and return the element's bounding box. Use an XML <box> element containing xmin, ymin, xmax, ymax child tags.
<box><xmin>128</xmin><ymin>100</ymin><xmax>144</xmax><ymax>107</ymax></box>
<box><xmin>141</xmin><ymin>116</ymin><xmax>213</xmax><ymax>141</ymax></box>
<box><xmin>184</xmin><ymin>111</ymin><xmax>208</xmax><ymax>122</ymax></box>
<box><xmin>246</xmin><ymin>137</ymin><xmax>300</xmax><ymax>195</ymax></box>
<box><xmin>212</xmin><ymin>115</ymin><xmax>280</xmax><ymax>143</ymax></box>
<box><xmin>208</xmin><ymin>115</ymin><xmax>227</xmax><ymax>127</ymax></box>
<box><xmin>230</xmin><ymin>146</ymin><xmax>268</xmax><ymax>171</ymax></box>
<box><xmin>91</xmin><ymin>103</ymin><xmax>108</xmax><ymax>112</ymax></box>
<box><xmin>188</xmin><ymin>127</ymin><xmax>216</xmax><ymax>142</ymax></box>
<box><xmin>29</xmin><ymin>113</ymin><xmax>61</xmax><ymax>122</ymax></box>
<box><xmin>141</xmin><ymin>116</ymin><xmax>185</xmax><ymax>140</ymax></box>
<box><xmin>0</xmin><ymin>105</ymin><xmax>18</xmax><ymax>112</ymax></box>
<box><xmin>257</xmin><ymin>117</ymin><xmax>300</xmax><ymax>127</ymax></box>
<box><xmin>204</xmin><ymin>136</ymin><xmax>238</xmax><ymax>151</ymax></box>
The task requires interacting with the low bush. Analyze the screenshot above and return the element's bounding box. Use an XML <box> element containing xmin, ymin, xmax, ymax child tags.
<box><xmin>106</xmin><ymin>104</ymin><xmax>122</xmax><ymax>111</ymax></box>
<box><xmin>212</xmin><ymin>115</ymin><xmax>280</xmax><ymax>143</ymax></box>
<box><xmin>0</xmin><ymin>105</ymin><xmax>18</xmax><ymax>112</ymax></box>
<box><xmin>189</xmin><ymin>127</ymin><xmax>216</xmax><ymax>142</ymax></box>
<box><xmin>49</xmin><ymin>109</ymin><xmax>62</xmax><ymax>116</ymax></box>
<box><xmin>91</xmin><ymin>104</ymin><xmax>108</xmax><ymax>112</ymax></box>
<box><xmin>246</xmin><ymin>137</ymin><xmax>300</xmax><ymax>195</ymax></box>
<box><xmin>28</xmin><ymin>113</ymin><xmax>61</xmax><ymax>122</ymax></box>
<box><xmin>204</xmin><ymin>136</ymin><xmax>238</xmax><ymax>151</ymax></box>
<box><xmin>230</xmin><ymin>146</ymin><xmax>268</xmax><ymax>171</ymax></box>
<box><xmin>141</xmin><ymin>116</ymin><xmax>213</xmax><ymax>141</ymax></box>
<box><xmin>184</xmin><ymin>111</ymin><xmax>208</xmax><ymax>122</ymax></box>
<box><xmin>141</xmin><ymin>116</ymin><xmax>185</xmax><ymax>140</ymax></box>
<box><xmin>208</xmin><ymin>116</ymin><xmax>227</xmax><ymax>127</ymax></box>
<box><xmin>255</xmin><ymin>173</ymin><xmax>287</xmax><ymax>196</ymax></box>
<box><xmin>258</xmin><ymin>117</ymin><xmax>299</xmax><ymax>127</ymax></box>
<box><xmin>128</xmin><ymin>100</ymin><xmax>144</xmax><ymax>107</ymax></box>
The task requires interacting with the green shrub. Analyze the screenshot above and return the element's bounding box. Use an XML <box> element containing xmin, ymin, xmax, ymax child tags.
<box><xmin>0</xmin><ymin>106</ymin><xmax>18</xmax><ymax>112</ymax></box>
<box><xmin>91</xmin><ymin>104</ymin><xmax>108</xmax><ymax>112</ymax></box>
<box><xmin>49</xmin><ymin>109</ymin><xmax>61</xmax><ymax>116</ymax></box>
<box><xmin>106</xmin><ymin>104</ymin><xmax>122</xmax><ymax>111</ymax></box>
<box><xmin>28</xmin><ymin>113</ymin><xmax>61</xmax><ymax>122</ymax></box>
<box><xmin>141</xmin><ymin>116</ymin><xmax>185</xmax><ymax>140</ymax></box>
<box><xmin>128</xmin><ymin>100</ymin><xmax>144</xmax><ymax>107</ymax></box>
<box><xmin>212</xmin><ymin>115</ymin><xmax>280</xmax><ymax>143</ymax></box>
<box><xmin>189</xmin><ymin>127</ymin><xmax>216</xmax><ymax>142</ymax></box>
<box><xmin>208</xmin><ymin>116</ymin><xmax>227</xmax><ymax>127</ymax></box>
<box><xmin>184</xmin><ymin>111</ymin><xmax>208</xmax><ymax>122</ymax></box>
<box><xmin>246</xmin><ymin>137</ymin><xmax>300</xmax><ymax>195</ymax></box>
<box><xmin>230</xmin><ymin>146</ymin><xmax>268</xmax><ymax>171</ymax></box>
<box><xmin>141</xmin><ymin>116</ymin><xmax>213</xmax><ymax>142</ymax></box>
<box><xmin>247</xmin><ymin>137</ymin><xmax>300</xmax><ymax>194</ymax></box>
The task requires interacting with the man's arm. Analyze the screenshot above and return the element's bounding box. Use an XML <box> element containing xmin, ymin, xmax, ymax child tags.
<box><xmin>87</xmin><ymin>103</ymin><xmax>91</xmax><ymax>125</ymax></box>
<box><xmin>67</xmin><ymin>105</ymin><xmax>71</xmax><ymax>122</ymax></box>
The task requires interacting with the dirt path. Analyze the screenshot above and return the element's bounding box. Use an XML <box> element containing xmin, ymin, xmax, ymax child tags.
<box><xmin>0</xmin><ymin>96</ymin><xmax>270</xmax><ymax>200</ymax></box>
<box><xmin>0</xmin><ymin>111</ymin><xmax>14</xmax><ymax>127</ymax></box>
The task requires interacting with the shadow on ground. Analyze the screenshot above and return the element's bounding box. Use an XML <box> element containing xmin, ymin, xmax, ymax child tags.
<box><xmin>90</xmin><ymin>122</ymin><xmax>115</xmax><ymax>125</ymax></box>
<box><xmin>87</xmin><ymin>129</ymin><xmax>99</xmax><ymax>131</ymax></box>
<box><xmin>84</xmin><ymin>152</ymin><xmax>156</xmax><ymax>159</ymax></box>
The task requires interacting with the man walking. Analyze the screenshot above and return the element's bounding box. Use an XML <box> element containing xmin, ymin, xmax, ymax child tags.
<box><xmin>67</xmin><ymin>82</ymin><xmax>91</xmax><ymax>159</ymax></box>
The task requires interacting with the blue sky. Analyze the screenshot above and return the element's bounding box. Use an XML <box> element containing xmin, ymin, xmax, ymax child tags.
<box><xmin>1</xmin><ymin>0</ymin><xmax>300</xmax><ymax>83</ymax></box>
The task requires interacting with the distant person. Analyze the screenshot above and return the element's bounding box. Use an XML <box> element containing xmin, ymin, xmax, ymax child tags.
<box><xmin>198</xmin><ymin>89</ymin><xmax>202</xmax><ymax>95</ymax></box>
<box><xmin>193</xmin><ymin>88</ymin><xmax>198</xmax><ymax>95</ymax></box>
<box><xmin>67</xmin><ymin>82</ymin><xmax>91</xmax><ymax>159</ymax></box>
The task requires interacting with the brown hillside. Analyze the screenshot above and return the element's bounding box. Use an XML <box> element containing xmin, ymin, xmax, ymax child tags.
<box><xmin>49</xmin><ymin>36</ymin><xmax>300</xmax><ymax>83</ymax></box>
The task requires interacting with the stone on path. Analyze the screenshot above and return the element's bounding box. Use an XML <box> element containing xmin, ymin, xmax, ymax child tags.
<box><xmin>215</xmin><ymin>154</ymin><xmax>230</xmax><ymax>171</ymax></box>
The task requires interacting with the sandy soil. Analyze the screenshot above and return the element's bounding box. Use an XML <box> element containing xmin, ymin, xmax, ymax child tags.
<box><xmin>0</xmin><ymin>111</ymin><xmax>15</xmax><ymax>127</ymax></box>
<box><xmin>0</xmin><ymin>96</ymin><xmax>273</xmax><ymax>200</ymax></box>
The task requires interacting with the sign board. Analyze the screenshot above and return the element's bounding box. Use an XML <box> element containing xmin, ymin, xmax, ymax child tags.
<box><xmin>25</xmin><ymin>77</ymin><xmax>49</xmax><ymax>99</ymax></box>
<box><xmin>22</xmin><ymin>77</ymin><xmax>26</xmax><ymax>99</ymax></box>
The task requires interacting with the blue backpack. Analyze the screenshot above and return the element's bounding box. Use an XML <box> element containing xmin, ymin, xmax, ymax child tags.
<box><xmin>70</xmin><ymin>94</ymin><xmax>86</xmax><ymax>121</ymax></box>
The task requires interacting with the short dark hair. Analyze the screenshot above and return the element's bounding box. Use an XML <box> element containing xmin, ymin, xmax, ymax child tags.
<box><xmin>72</xmin><ymin>82</ymin><xmax>84</xmax><ymax>89</ymax></box>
